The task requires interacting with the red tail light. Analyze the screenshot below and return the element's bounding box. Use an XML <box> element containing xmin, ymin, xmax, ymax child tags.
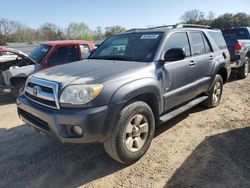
<box><xmin>235</xmin><ymin>42</ymin><xmax>242</xmax><ymax>52</ymax></box>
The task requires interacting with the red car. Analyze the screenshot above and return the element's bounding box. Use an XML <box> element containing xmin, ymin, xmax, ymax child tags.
<box><xmin>0</xmin><ymin>40</ymin><xmax>95</xmax><ymax>97</ymax></box>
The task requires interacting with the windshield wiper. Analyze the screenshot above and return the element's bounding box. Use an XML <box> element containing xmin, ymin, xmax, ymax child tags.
<box><xmin>89</xmin><ymin>55</ymin><xmax>132</xmax><ymax>61</ymax></box>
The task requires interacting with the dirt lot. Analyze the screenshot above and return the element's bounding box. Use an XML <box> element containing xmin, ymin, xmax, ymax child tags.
<box><xmin>0</xmin><ymin>75</ymin><xmax>249</xmax><ymax>188</ymax></box>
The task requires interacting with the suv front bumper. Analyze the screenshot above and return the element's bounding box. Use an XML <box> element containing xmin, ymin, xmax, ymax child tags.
<box><xmin>17</xmin><ymin>94</ymin><xmax>122</xmax><ymax>144</ymax></box>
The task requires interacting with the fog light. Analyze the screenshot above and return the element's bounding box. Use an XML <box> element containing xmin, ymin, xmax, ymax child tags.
<box><xmin>72</xmin><ymin>126</ymin><xmax>83</xmax><ymax>136</ymax></box>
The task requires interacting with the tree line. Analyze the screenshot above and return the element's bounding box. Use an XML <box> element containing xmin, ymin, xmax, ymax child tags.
<box><xmin>1</xmin><ymin>10</ymin><xmax>250</xmax><ymax>45</ymax></box>
<box><xmin>180</xmin><ymin>10</ymin><xmax>250</xmax><ymax>28</ymax></box>
<box><xmin>0</xmin><ymin>19</ymin><xmax>126</xmax><ymax>45</ymax></box>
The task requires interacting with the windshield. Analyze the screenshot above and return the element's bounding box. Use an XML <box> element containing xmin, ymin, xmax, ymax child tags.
<box><xmin>89</xmin><ymin>32</ymin><xmax>163</xmax><ymax>62</ymax></box>
<box><xmin>28</xmin><ymin>44</ymin><xmax>51</xmax><ymax>63</ymax></box>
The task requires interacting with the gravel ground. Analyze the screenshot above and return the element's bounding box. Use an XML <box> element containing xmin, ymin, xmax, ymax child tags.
<box><xmin>0</xmin><ymin>75</ymin><xmax>249</xmax><ymax>188</ymax></box>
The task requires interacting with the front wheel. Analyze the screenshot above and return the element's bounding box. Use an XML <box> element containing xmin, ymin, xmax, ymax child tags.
<box><xmin>203</xmin><ymin>74</ymin><xmax>223</xmax><ymax>108</ymax></box>
<box><xmin>104</xmin><ymin>101</ymin><xmax>155</xmax><ymax>164</ymax></box>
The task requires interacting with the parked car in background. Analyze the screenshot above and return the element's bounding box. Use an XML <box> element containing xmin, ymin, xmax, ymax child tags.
<box><xmin>0</xmin><ymin>40</ymin><xmax>95</xmax><ymax>97</ymax></box>
<box><xmin>222</xmin><ymin>27</ymin><xmax>250</xmax><ymax>78</ymax></box>
<box><xmin>17</xmin><ymin>24</ymin><xmax>231</xmax><ymax>164</ymax></box>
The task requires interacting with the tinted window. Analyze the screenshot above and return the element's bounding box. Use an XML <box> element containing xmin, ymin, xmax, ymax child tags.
<box><xmin>165</xmin><ymin>32</ymin><xmax>191</xmax><ymax>56</ymax></box>
<box><xmin>190</xmin><ymin>32</ymin><xmax>206</xmax><ymax>55</ymax></box>
<box><xmin>89</xmin><ymin>32</ymin><xmax>163</xmax><ymax>62</ymax></box>
<box><xmin>29</xmin><ymin>44</ymin><xmax>51</xmax><ymax>64</ymax></box>
<box><xmin>209</xmin><ymin>31</ymin><xmax>227</xmax><ymax>49</ymax></box>
<box><xmin>80</xmin><ymin>44</ymin><xmax>91</xmax><ymax>59</ymax></box>
<box><xmin>47</xmin><ymin>46</ymin><xmax>78</xmax><ymax>65</ymax></box>
<box><xmin>203</xmin><ymin>34</ymin><xmax>212</xmax><ymax>53</ymax></box>
<box><xmin>222</xmin><ymin>29</ymin><xmax>248</xmax><ymax>41</ymax></box>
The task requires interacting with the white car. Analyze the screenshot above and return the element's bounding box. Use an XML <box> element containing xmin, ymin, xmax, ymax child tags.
<box><xmin>0</xmin><ymin>51</ymin><xmax>19</xmax><ymax>62</ymax></box>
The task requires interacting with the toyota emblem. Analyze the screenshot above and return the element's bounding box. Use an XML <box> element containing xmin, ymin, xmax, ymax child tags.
<box><xmin>32</xmin><ymin>86</ymin><xmax>40</xmax><ymax>96</ymax></box>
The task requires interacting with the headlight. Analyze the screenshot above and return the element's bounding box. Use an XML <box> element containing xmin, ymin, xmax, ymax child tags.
<box><xmin>60</xmin><ymin>84</ymin><xmax>103</xmax><ymax>105</ymax></box>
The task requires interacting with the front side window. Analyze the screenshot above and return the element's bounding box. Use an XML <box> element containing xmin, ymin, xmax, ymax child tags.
<box><xmin>165</xmin><ymin>32</ymin><xmax>191</xmax><ymax>57</ymax></box>
<box><xmin>47</xmin><ymin>46</ymin><xmax>78</xmax><ymax>65</ymax></box>
<box><xmin>190</xmin><ymin>32</ymin><xmax>206</xmax><ymax>55</ymax></box>
<box><xmin>89</xmin><ymin>32</ymin><xmax>163</xmax><ymax>62</ymax></box>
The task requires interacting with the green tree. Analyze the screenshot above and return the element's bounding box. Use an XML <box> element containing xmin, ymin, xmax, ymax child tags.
<box><xmin>66</xmin><ymin>22</ymin><xmax>92</xmax><ymax>40</ymax></box>
<box><xmin>105</xmin><ymin>26</ymin><xmax>126</xmax><ymax>38</ymax></box>
<box><xmin>37</xmin><ymin>22</ymin><xmax>62</xmax><ymax>41</ymax></box>
<box><xmin>180</xmin><ymin>9</ymin><xmax>205</xmax><ymax>24</ymax></box>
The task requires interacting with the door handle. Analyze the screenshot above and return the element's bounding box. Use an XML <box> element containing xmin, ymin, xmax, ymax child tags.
<box><xmin>209</xmin><ymin>56</ymin><xmax>214</xmax><ymax>60</ymax></box>
<box><xmin>189</xmin><ymin>60</ymin><xmax>196</xmax><ymax>67</ymax></box>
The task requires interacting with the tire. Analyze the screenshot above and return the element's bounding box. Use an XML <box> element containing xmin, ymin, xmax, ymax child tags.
<box><xmin>12</xmin><ymin>81</ymin><xmax>25</xmax><ymax>98</ymax></box>
<box><xmin>203</xmin><ymin>74</ymin><xmax>223</xmax><ymax>108</ymax></box>
<box><xmin>238</xmin><ymin>59</ymin><xmax>249</xmax><ymax>79</ymax></box>
<box><xmin>104</xmin><ymin>101</ymin><xmax>155</xmax><ymax>164</ymax></box>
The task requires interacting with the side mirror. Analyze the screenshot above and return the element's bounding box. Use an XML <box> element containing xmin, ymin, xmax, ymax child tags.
<box><xmin>164</xmin><ymin>48</ymin><xmax>186</xmax><ymax>62</ymax></box>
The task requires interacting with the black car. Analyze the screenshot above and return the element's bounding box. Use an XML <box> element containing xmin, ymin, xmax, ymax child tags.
<box><xmin>17</xmin><ymin>24</ymin><xmax>231</xmax><ymax>164</ymax></box>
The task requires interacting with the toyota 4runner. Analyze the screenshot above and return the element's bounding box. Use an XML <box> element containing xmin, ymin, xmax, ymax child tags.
<box><xmin>17</xmin><ymin>24</ymin><xmax>231</xmax><ymax>164</ymax></box>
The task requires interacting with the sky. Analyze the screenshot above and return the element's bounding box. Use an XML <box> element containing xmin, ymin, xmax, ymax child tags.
<box><xmin>0</xmin><ymin>0</ymin><xmax>250</xmax><ymax>30</ymax></box>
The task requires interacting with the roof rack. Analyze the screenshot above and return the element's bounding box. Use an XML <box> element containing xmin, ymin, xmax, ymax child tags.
<box><xmin>126</xmin><ymin>24</ymin><xmax>217</xmax><ymax>32</ymax></box>
<box><xmin>126</xmin><ymin>25</ymin><xmax>175</xmax><ymax>32</ymax></box>
<box><xmin>175</xmin><ymin>24</ymin><xmax>213</xmax><ymax>29</ymax></box>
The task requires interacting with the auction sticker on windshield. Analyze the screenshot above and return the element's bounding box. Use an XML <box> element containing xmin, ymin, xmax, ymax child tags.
<box><xmin>140</xmin><ymin>34</ymin><xmax>159</xmax><ymax>39</ymax></box>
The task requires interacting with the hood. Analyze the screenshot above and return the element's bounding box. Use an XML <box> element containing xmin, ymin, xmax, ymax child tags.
<box><xmin>0</xmin><ymin>46</ymin><xmax>36</xmax><ymax>64</ymax></box>
<box><xmin>33</xmin><ymin>59</ymin><xmax>148</xmax><ymax>87</ymax></box>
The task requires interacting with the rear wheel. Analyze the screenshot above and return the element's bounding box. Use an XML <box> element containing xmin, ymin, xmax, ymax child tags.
<box><xmin>104</xmin><ymin>101</ymin><xmax>155</xmax><ymax>164</ymax></box>
<box><xmin>203</xmin><ymin>74</ymin><xmax>223</xmax><ymax>108</ymax></box>
<box><xmin>238</xmin><ymin>59</ymin><xmax>249</xmax><ymax>79</ymax></box>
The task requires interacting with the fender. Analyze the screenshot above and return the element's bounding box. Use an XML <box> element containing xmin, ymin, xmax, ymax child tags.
<box><xmin>208</xmin><ymin>59</ymin><xmax>228</xmax><ymax>91</ymax></box>
<box><xmin>110</xmin><ymin>78</ymin><xmax>164</xmax><ymax>114</ymax></box>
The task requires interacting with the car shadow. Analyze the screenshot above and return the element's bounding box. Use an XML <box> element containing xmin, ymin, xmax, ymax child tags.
<box><xmin>0</xmin><ymin>105</ymin><xmax>209</xmax><ymax>187</ymax></box>
<box><xmin>155</xmin><ymin>105</ymin><xmax>207</xmax><ymax>138</ymax></box>
<box><xmin>0</xmin><ymin>93</ymin><xmax>16</xmax><ymax>105</ymax></box>
<box><xmin>165</xmin><ymin>127</ymin><xmax>250</xmax><ymax>188</ymax></box>
<box><xmin>0</xmin><ymin>125</ymin><xmax>127</xmax><ymax>187</ymax></box>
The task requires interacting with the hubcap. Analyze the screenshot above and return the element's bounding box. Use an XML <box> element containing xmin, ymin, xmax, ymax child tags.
<box><xmin>212</xmin><ymin>82</ymin><xmax>222</xmax><ymax>104</ymax></box>
<box><xmin>124</xmin><ymin>114</ymin><xmax>149</xmax><ymax>152</ymax></box>
<box><xmin>244</xmin><ymin>61</ymin><xmax>249</xmax><ymax>76</ymax></box>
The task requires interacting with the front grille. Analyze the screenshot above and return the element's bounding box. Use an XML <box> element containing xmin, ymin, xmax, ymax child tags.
<box><xmin>25</xmin><ymin>92</ymin><xmax>57</xmax><ymax>108</ymax></box>
<box><xmin>18</xmin><ymin>108</ymin><xmax>50</xmax><ymax>132</ymax></box>
<box><xmin>27</xmin><ymin>82</ymin><xmax>53</xmax><ymax>93</ymax></box>
<box><xmin>25</xmin><ymin>77</ymin><xmax>59</xmax><ymax>109</ymax></box>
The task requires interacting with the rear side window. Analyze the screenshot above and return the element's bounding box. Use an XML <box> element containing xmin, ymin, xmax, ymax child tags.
<box><xmin>190</xmin><ymin>32</ymin><xmax>206</xmax><ymax>55</ymax></box>
<box><xmin>80</xmin><ymin>44</ymin><xmax>91</xmax><ymax>59</ymax></box>
<box><xmin>165</xmin><ymin>32</ymin><xmax>191</xmax><ymax>56</ymax></box>
<box><xmin>203</xmin><ymin>34</ymin><xmax>212</xmax><ymax>53</ymax></box>
<box><xmin>209</xmin><ymin>31</ymin><xmax>227</xmax><ymax>50</ymax></box>
<box><xmin>47</xmin><ymin>46</ymin><xmax>79</xmax><ymax>65</ymax></box>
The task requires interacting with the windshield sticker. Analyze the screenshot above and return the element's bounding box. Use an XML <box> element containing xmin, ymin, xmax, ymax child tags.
<box><xmin>140</xmin><ymin>34</ymin><xmax>159</xmax><ymax>39</ymax></box>
<box><xmin>41</xmin><ymin>48</ymin><xmax>49</xmax><ymax>52</ymax></box>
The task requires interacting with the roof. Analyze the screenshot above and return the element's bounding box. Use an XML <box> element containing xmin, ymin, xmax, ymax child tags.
<box><xmin>42</xmin><ymin>40</ymin><xmax>93</xmax><ymax>46</ymax></box>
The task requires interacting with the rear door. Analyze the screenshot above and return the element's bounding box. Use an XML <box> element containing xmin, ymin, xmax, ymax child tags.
<box><xmin>188</xmin><ymin>31</ymin><xmax>214</xmax><ymax>95</ymax></box>
<box><xmin>163</xmin><ymin>32</ymin><xmax>197</xmax><ymax>111</ymax></box>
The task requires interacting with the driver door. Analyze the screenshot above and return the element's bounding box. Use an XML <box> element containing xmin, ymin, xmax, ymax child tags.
<box><xmin>162</xmin><ymin>32</ymin><xmax>197</xmax><ymax>111</ymax></box>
